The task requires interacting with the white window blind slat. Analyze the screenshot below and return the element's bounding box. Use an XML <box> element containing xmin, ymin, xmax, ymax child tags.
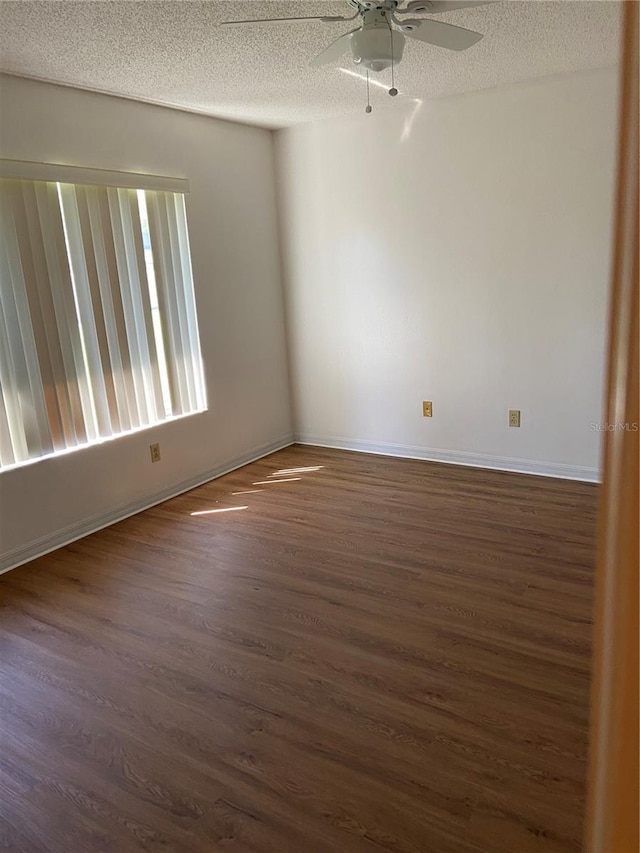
<box><xmin>37</xmin><ymin>181</ymin><xmax>89</xmax><ymax>449</ymax></box>
<box><xmin>173</xmin><ymin>193</ymin><xmax>206</xmax><ymax>412</ymax></box>
<box><xmin>145</xmin><ymin>191</ymin><xmax>190</xmax><ymax>416</ymax></box>
<box><xmin>108</xmin><ymin>187</ymin><xmax>151</xmax><ymax>428</ymax></box>
<box><xmin>84</xmin><ymin>186</ymin><xmax>126</xmax><ymax>433</ymax></box>
<box><xmin>94</xmin><ymin>187</ymin><xmax>138</xmax><ymax>432</ymax></box>
<box><xmin>1</xmin><ymin>182</ymin><xmax>55</xmax><ymax>458</ymax></box>
<box><xmin>163</xmin><ymin>193</ymin><xmax>198</xmax><ymax>413</ymax></box>
<box><xmin>125</xmin><ymin>189</ymin><xmax>167</xmax><ymax>423</ymax></box>
<box><xmin>116</xmin><ymin>187</ymin><xmax>163</xmax><ymax>424</ymax></box>
<box><xmin>0</xmin><ymin>282</ymin><xmax>26</xmax><ymax>465</ymax></box>
<box><xmin>0</xmin><ymin>361</ymin><xmax>16</xmax><ymax>467</ymax></box>
<box><xmin>71</xmin><ymin>185</ymin><xmax>122</xmax><ymax>435</ymax></box>
<box><xmin>22</xmin><ymin>182</ymin><xmax>69</xmax><ymax>451</ymax></box>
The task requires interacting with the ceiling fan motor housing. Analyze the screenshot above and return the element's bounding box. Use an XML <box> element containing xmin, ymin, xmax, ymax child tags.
<box><xmin>351</xmin><ymin>22</ymin><xmax>405</xmax><ymax>72</ymax></box>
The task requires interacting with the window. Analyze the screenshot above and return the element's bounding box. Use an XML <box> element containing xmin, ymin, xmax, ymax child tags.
<box><xmin>0</xmin><ymin>161</ymin><xmax>206</xmax><ymax>470</ymax></box>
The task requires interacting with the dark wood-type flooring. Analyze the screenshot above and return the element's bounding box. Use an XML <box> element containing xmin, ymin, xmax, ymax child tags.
<box><xmin>0</xmin><ymin>446</ymin><xmax>598</xmax><ymax>853</ymax></box>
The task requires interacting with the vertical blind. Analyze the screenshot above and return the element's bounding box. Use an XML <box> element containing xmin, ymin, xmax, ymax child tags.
<box><xmin>0</xmin><ymin>175</ymin><xmax>206</xmax><ymax>469</ymax></box>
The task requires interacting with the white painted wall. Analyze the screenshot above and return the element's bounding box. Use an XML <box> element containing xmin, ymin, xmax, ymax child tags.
<box><xmin>0</xmin><ymin>75</ymin><xmax>292</xmax><ymax>569</ymax></box>
<box><xmin>275</xmin><ymin>68</ymin><xmax>618</xmax><ymax>481</ymax></box>
<box><xmin>0</xmin><ymin>67</ymin><xmax>619</xmax><ymax>568</ymax></box>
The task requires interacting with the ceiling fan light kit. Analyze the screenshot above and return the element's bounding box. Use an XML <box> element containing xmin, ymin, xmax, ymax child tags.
<box><xmin>351</xmin><ymin>15</ymin><xmax>405</xmax><ymax>72</ymax></box>
<box><xmin>220</xmin><ymin>0</ymin><xmax>489</xmax><ymax>113</ymax></box>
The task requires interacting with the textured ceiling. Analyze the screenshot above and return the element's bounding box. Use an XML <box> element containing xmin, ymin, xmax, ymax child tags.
<box><xmin>0</xmin><ymin>1</ymin><xmax>621</xmax><ymax>128</ymax></box>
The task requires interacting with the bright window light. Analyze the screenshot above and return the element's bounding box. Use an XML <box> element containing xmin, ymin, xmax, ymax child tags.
<box><xmin>0</xmin><ymin>176</ymin><xmax>207</xmax><ymax>469</ymax></box>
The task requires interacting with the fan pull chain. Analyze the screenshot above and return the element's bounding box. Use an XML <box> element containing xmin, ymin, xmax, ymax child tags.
<box><xmin>388</xmin><ymin>17</ymin><xmax>398</xmax><ymax>97</ymax></box>
<box><xmin>365</xmin><ymin>70</ymin><xmax>372</xmax><ymax>113</ymax></box>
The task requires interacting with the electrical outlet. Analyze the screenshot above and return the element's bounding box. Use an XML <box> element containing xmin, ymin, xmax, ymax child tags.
<box><xmin>508</xmin><ymin>409</ymin><xmax>521</xmax><ymax>428</ymax></box>
<box><xmin>422</xmin><ymin>401</ymin><xmax>433</xmax><ymax>418</ymax></box>
<box><xmin>150</xmin><ymin>443</ymin><xmax>161</xmax><ymax>462</ymax></box>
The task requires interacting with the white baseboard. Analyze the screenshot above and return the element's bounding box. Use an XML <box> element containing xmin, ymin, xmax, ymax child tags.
<box><xmin>294</xmin><ymin>433</ymin><xmax>601</xmax><ymax>483</ymax></box>
<box><xmin>0</xmin><ymin>433</ymin><xmax>294</xmax><ymax>575</ymax></box>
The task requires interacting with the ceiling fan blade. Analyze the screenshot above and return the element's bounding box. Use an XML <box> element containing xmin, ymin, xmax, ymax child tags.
<box><xmin>403</xmin><ymin>18</ymin><xmax>483</xmax><ymax>50</ymax></box>
<box><xmin>400</xmin><ymin>1</ymin><xmax>493</xmax><ymax>13</ymax></box>
<box><xmin>220</xmin><ymin>14</ymin><xmax>353</xmax><ymax>27</ymax></box>
<box><xmin>310</xmin><ymin>30</ymin><xmax>358</xmax><ymax>67</ymax></box>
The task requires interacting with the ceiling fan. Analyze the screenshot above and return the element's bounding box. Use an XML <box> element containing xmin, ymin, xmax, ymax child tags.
<box><xmin>221</xmin><ymin>1</ymin><xmax>491</xmax><ymax>108</ymax></box>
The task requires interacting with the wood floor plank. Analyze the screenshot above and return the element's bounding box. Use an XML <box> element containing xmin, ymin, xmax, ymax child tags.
<box><xmin>0</xmin><ymin>446</ymin><xmax>597</xmax><ymax>852</ymax></box>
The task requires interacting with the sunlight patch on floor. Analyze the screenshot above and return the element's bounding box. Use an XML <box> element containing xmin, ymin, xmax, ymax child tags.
<box><xmin>271</xmin><ymin>466</ymin><xmax>324</xmax><ymax>475</ymax></box>
<box><xmin>252</xmin><ymin>478</ymin><xmax>301</xmax><ymax>485</ymax></box>
<box><xmin>190</xmin><ymin>506</ymin><xmax>248</xmax><ymax>517</ymax></box>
